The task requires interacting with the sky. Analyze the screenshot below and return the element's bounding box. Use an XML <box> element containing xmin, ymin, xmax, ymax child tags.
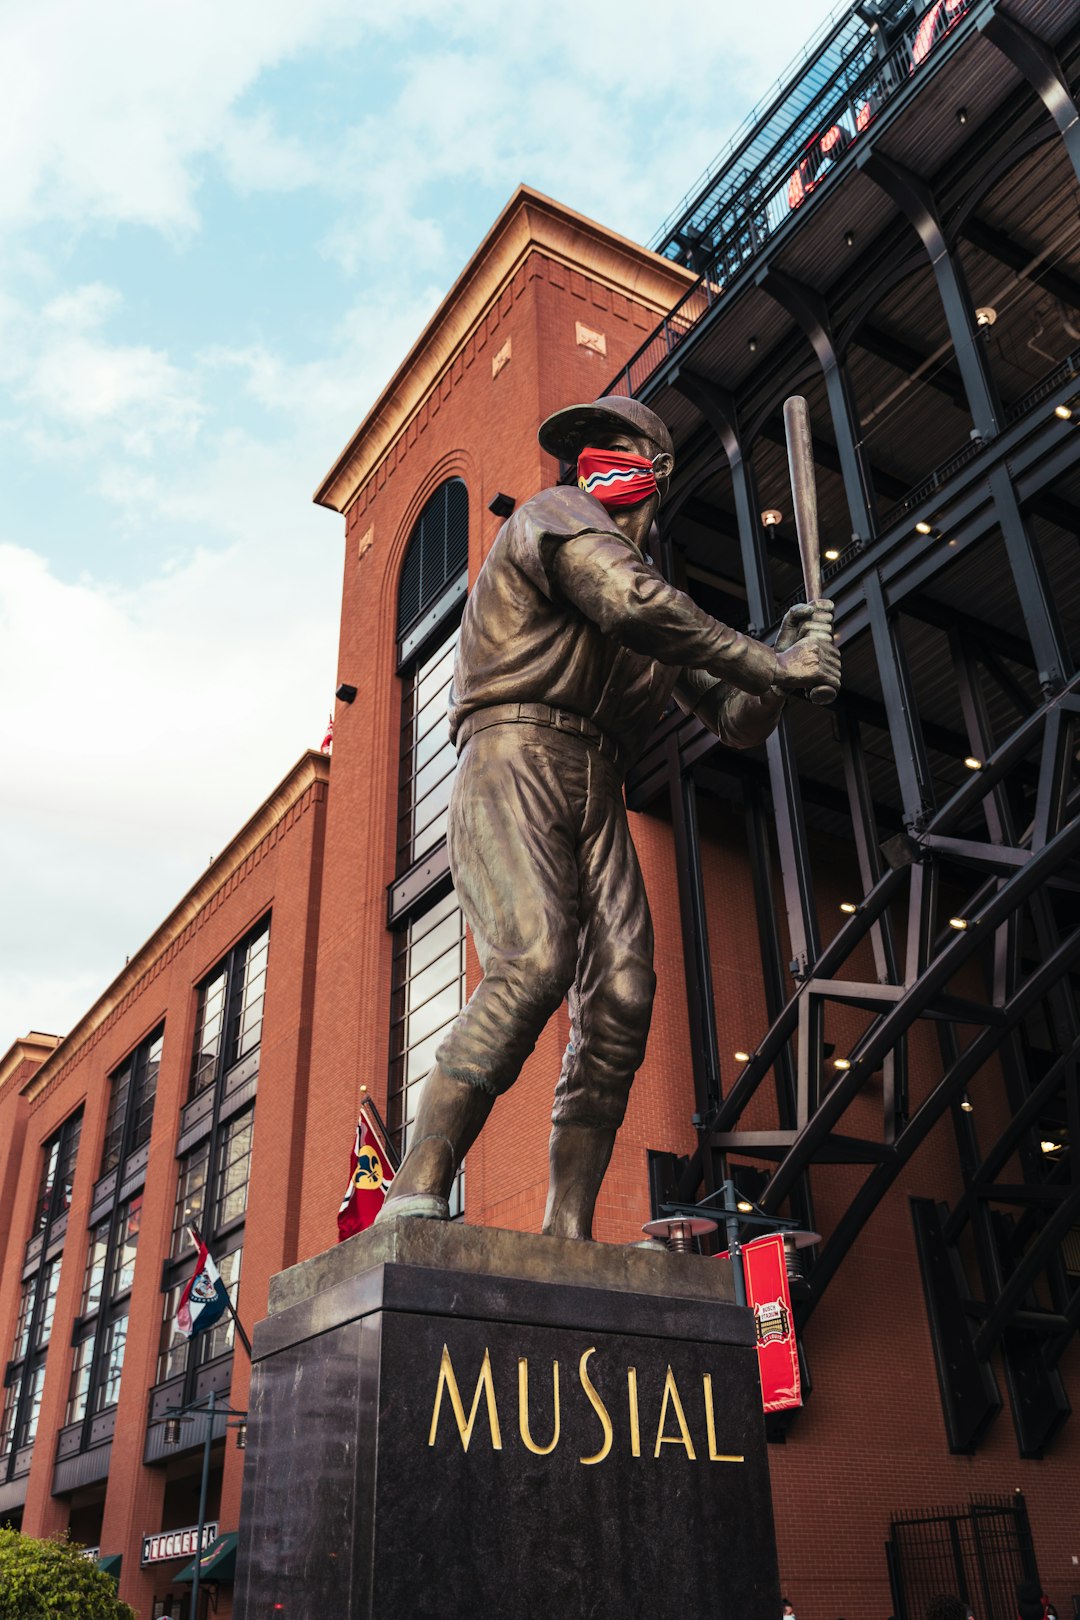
<box><xmin>0</xmin><ymin>0</ymin><xmax>839</xmax><ymax>1045</ymax></box>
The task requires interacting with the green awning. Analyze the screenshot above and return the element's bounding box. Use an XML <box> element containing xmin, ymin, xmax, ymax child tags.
<box><xmin>96</xmin><ymin>1554</ymin><xmax>122</xmax><ymax>1586</ymax></box>
<box><xmin>174</xmin><ymin>1532</ymin><xmax>238</xmax><ymax>1584</ymax></box>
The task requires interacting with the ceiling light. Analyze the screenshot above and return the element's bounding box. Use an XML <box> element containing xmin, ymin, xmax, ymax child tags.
<box><xmin>824</xmin><ymin>547</ymin><xmax>840</xmax><ymax>561</ymax></box>
<box><xmin>734</xmin><ymin>1050</ymin><xmax>751</xmax><ymax>1063</ymax></box>
<box><xmin>956</xmin><ymin>107</ymin><xmax>968</xmax><ymax>125</ymax></box>
<box><xmin>736</xmin><ymin>1199</ymin><xmax>754</xmax><ymax>1214</ymax></box>
<box><xmin>960</xmin><ymin>1093</ymin><xmax>974</xmax><ymax>1113</ymax></box>
<box><xmin>833</xmin><ymin>1057</ymin><xmax>852</xmax><ymax>1070</ymax></box>
<box><xmin>840</xmin><ymin>901</ymin><xmax>858</xmax><ymax>914</ymax></box>
<box><xmin>976</xmin><ymin>306</ymin><xmax>997</xmax><ymax>327</ymax></box>
<box><xmin>948</xmin><ymin>916</ymin><xmax>968</xmax><ymax>930</ymax></box>
<box><xmin>1041</xmin><ymin>1139</ymin><xmax>1062</xmax><ymax>1154</ymax></box>
<box><xmin>845</xmin><ymin>230</ymin><xmax>855</xmax><ymax>247</ymax></box>
<box><xmin>1054</xmin><ymin>403</ymin><xmax>1073</xmax><ymax>421</ymax></box>
<box><xmin>761</xmin><ymin>508</ymin><xmax>783</xmax><ymax>527</ymax></box>
<box><xmin>964</xmin><ymin>756</ymin><xmax>982</xmax><ymax>770</ymax></box>
<box><xmin>915</xmin><ymin>519</ymin><xmax>934</xmax><ymax>535</ymax></box>
<box><xmin>748</xmin><ymin>336</ymin><xmax>758</xmax><ymax>353</ymax></box>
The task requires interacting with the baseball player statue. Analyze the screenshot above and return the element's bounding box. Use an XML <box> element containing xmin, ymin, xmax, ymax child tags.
<box><xmin>377</xmin><ymin>395</ymin><xmax>839</xmax><ymax>1239</ymax></box>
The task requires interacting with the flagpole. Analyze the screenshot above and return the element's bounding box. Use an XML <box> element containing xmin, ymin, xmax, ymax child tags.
<box><xmin>359</xmin><ymin>1086</ymin><xmax>401</xmax><ymax>1172</ymax></box>
<box><xmin>187</xmin><ymin>1222</ymin><xmax>253</xmax><ymax>1360</ymax></box>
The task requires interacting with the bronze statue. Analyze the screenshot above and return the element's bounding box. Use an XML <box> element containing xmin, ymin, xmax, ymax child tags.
<box><xmin>377</xmin><ymin>395</ymin><xmax>839</xmax><ymax>1239</ymax></box>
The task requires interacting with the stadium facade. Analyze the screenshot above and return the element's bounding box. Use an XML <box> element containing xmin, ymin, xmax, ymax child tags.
<box><xmin>2</xmin><ymin>3</ymin><xmax>1080</xmax><ymax>1615</ymax></box>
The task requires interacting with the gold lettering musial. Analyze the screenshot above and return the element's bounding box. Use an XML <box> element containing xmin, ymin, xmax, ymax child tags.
<box><xmin>428</xmin><ymin>1344</ymin><xmax>745</xmax><ymax>1464</ymax></box>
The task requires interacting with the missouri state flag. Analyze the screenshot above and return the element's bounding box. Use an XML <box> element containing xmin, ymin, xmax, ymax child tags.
<box><xmin>337</xmin><ymin>1107</ymin><xmax>395</xmax><ymax>1240</ymax></box>
<box><xmin>175</xmin><ymin>1234</ymin><xmax>230</xmax><ymax>1339</ymax></box>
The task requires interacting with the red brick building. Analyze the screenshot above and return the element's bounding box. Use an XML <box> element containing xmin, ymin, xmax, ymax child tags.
<box><xmin>3</xmin><ymin>88</ymin><xmax>1080</xmax><ymax>1620</ymax></box>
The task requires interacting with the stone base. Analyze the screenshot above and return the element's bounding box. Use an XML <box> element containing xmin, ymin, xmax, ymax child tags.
<box><xmin>233</xmin><ymin>1220</ymin><xmax>780</xmax><ymax>1620</ymax></box>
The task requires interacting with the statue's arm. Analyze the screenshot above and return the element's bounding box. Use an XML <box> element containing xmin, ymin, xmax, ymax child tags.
<box><xmin>551</xmin><ymin>532</ymin><xmax>780</xmax><ymax>695</ymax></box>
<box><xmin>673</xmin><ymin>669</ymin><xmax>786</xmax><ymax>749</ymax></box>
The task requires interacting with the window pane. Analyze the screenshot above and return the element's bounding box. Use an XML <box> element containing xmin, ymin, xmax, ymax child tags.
<box><xmin>12</xmin><ymin>1277</ymin><xmax>37</xmax><ymax>1360</ymax></box>
<box><xmin>398</xmin><ymin>623</ymin><xmax>459</xmax><ymax>870</ymax></box>
<box><xmin>130</xmin><ymin>1030</ymin><xmax>163</xmax><ymax>1152</ymax></box>
<box><xmin>157</xmin><ymin>1281</ymin><xmax>190</xmax><ymax>1383</ymax></box>
<box><xmin>0</xmin><ymin>1375</ymin><xmax>21</xmax><ymax>1453</ymax></box>
<box><xmin>196</xmin><ymin>1248</ymin><xmax>241</xmax><ymax>1365</ymax></box>
<box><xmin>100</xmin><ymin>1062</ymin><xmax>131</xmax><ymax>1175</ymax></box>
<box><xmin>18</xmin><ymin>1361</ymin><xmax>47</xmax><ymax>1446</ymax></box>
<box><xmin>111</xmin><ymin>1194</ymin><xmax>143</xmax><ymax>1298</ymax></box>
<box><xmin>191</xmin><ymin>969</ymin><xmax>227</xmax><ymax>1095</ymax></box>
<box><xmin>82</xmin><ymin>1222</ymin><xmax>110</xmax><ymax>1316</ymax></box>
<box><xmin>35</xmin><ymin>1258</ymin><xmax>62</xmax><ymax>1349</ymax></box>
<box><xmin>35</xmin><ymin>1138</ymin><xmax>60</xmax><ymax>1231</ymax></box>
<box><xmin>67</xmin><ymin>1336</ymin><xmax>95</xmax><ymax>1425</ymax></box>
<box><xmin>171</xmin><ymin>1144</ymin><xmax>210</xmax><ymax>1258</ymax></box>
<box><xmin>56</xmin><ymin>1114</ymin><xmax>82</xmax><ymax>1216</ymax></box>
<box><xmin>215</xmin><ymin>1113</ymin><xmax>253</xmax><ymax>1228</ymax></box>
<box><xmin>94</xmin><ymin>1315</ymin><xmax>127</xmax><ymax>1411</ymax></box>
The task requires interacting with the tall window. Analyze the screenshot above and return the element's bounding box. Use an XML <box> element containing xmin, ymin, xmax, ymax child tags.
<box><xmin>100</xmin><ymin>1027</ymin><xmax>163</xmax><ymax>1174</ymax></box>
<box><xmin>390</xmin><ymin>480</ymin><xmax>470</xmax><ymax>1215</ymax></box>
<box><xmin>3</xmin><ymin>1110</ymin><xmax>82</xmax><ymax>1477</ymax></box>
<box><xmin>66</xmin><ymin>1193</ymin><xmax>142</xmax><ymax>1427</ymax></box>
<box><xmin>387</xmin><ymin>890</ymin><xmax>467</xmax><ymax>1218</ymax></box>
<box><xmin>155</xmin><ymin>922</ymin><xmax>267</xmax><ymax>1399</ymax></box>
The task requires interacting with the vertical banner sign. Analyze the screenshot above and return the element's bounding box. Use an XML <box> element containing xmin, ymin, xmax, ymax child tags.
<box><xmin>742</xmin><ymin>1234</ymin><xmax>802</xmax><ymax>1413</ymax></box>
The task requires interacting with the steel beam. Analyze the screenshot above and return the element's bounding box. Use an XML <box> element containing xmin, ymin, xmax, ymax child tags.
<box><xmin>987</xmin><ymin>464</ymin><xmax>1070</xmax><ymax>692</ymax></box>
<box><xmin>979</xmin><ymin>11</ymin><xmax>1080</xmax><ymax>188</ymax></box>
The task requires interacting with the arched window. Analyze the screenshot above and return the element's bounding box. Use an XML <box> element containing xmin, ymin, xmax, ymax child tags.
<box><xmin>390</xmin><ymin>478</ymin><xmax>470</xmax><ymax>1216</ymax></box>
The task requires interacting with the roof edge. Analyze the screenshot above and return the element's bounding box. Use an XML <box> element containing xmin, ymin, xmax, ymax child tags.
<box><xmin>21</xmin><ymin>750</ymin><xmax>330</xmax><ymax>1103</ymax></box>
<box><xmin>314</xmin><ymin>184</ymin><xmax>696</xmax><ymax>515</ymax></box>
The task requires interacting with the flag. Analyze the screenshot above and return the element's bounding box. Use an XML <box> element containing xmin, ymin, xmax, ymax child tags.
<box><xmin>320</xmin><ymin>714</ymin><xmax>334</xmax><ymax>754</ymax></box>
<box><xmin>337</xmin><ymin>1105</ymin><xmax>395</xmax><ymax>1240</ymax></box>
<box><xmin>742</xmin><ymin>1233</ymin><xmax>802</xmax><ymax>1412</ymax></box>
<box><xmin>175</xmin><ymin>1234</ymin><xmax>230</xmax><ymax>1340</ymax></box>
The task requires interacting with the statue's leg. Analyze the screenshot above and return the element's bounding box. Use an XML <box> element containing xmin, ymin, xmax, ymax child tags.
<box><xmin>543</xmin><ymin>761</ymin><xmax>655</xmax><ymax>1241</ymax></box>
<box><xmin>380</xmin><ymin>725</ymin><xmax>581</xmax><ymax>1221</ymax></box>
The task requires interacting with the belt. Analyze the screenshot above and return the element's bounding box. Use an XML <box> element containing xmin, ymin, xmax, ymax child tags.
<box><xmin>456</xmin><ymin>702</ymin><xmax>622</xmax><ymax>768</ymax></box>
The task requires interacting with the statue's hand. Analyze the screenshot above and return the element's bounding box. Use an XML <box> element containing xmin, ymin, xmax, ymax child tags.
<box><xmin>774</xmin><ymin>599</ymin><xmax>840</xmax><ymax>694</ymax></box>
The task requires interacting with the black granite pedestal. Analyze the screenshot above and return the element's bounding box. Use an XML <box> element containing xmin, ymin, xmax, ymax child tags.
<box><xmin>233</xmin><ymin>1221</ymin><xmax>780</xmax><ymax>1620</ymax></box>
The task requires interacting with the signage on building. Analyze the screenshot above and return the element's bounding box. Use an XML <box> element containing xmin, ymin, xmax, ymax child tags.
<box><xmin>141</xmin><ymin>1522</ymin><xmax>218</xmax><ymax>1566</ymax></box>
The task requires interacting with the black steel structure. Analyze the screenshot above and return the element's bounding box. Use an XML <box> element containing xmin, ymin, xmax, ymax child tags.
<box><xmin>886</xmin><ymin>1493</ymin><xmax>1038</xmax><ymax>1620</ymax></box>
<box><xmin>622</xmin><ymin>0</ymin><xmax>1080</xmax><ymax>1454</ymax></box>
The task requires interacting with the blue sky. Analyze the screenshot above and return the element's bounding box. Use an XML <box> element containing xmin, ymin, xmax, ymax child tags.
<box><xmin>0</xmin><ymin>0</ymin><xmax>837</xmax><ymax>1042</ymax></box>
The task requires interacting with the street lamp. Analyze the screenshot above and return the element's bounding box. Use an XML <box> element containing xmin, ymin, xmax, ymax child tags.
<box><xmin>160</xmin><ymin>1388</ymin><xmax>248</xmax><ymax>1620</ymax></box>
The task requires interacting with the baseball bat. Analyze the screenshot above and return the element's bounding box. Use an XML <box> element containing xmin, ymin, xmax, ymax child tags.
<box><xmin>782</xmin><ymin>394</ymin><xmax>836</xmax><ymax>706</ymax></box>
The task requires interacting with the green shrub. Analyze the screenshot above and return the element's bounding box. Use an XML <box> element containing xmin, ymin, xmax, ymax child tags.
<box><xmin>0</xmin><ymin>1529</ymin><xmax>136</xmax><ymax>1620</ymax></box>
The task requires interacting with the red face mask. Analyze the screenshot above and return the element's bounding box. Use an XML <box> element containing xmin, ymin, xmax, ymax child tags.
<box><xmin>577</xmin><ymin>447</ymin><xmax>659</xmax><ymax>508</ymax></box>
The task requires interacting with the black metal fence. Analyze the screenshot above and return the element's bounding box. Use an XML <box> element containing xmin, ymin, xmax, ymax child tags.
<box><xmin>887</xmin><ymin>1495</ymin><xmax>1039</xmax><ymax>1620</ymax></box>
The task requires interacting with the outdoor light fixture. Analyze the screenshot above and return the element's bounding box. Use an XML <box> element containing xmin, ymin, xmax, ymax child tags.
<box><xmin>748</xmin><ymin>335</ymin><xmax>759</xmax><ymax>353</ymax></box>
<box><xmin>234</xmin><ymin>1421</ymin><xmax>248</xmax><ymax>1450</ymax></box>
<box><xmin>761</xmin><ymin>508</ymin><xmax>783</xmax><ymax>526</ymax></box>
<box><xmin>845</xmin><ymin>230</ymin><xmax>855</xmax><ymax>247</ymax></box>
<box><xmin>964</xmin><ymin>756</ymin><xmax>982</xmax><ymax>770</ymax></box>
<box><xmin>915</xmin><ymin>518</ymin><xmax>934</xmax><ymax>535</ymax></box>
<box><xmin>834</xmin><ymin>1057</ymin><xmax>852</xmax><ymax>1070</ymax></box>
<box><xmin>960</xmin><ymin>1093</ymin><xmax>974</xmax><ymax>1112</ymax></box>
<box><xmin>736</xmin><ymin>1199</ymin><xmax>754</xmax><ymax>1214</ymax></box>
<box><xmin>488</xmin><ymin>492</ymin><xmax>516</xmax><ymax>518</ymax></box>
<box><xmin>734</xmin><ymin>1050</ymin><xmax>751</xmax><ymax>1063</ymax></box>
<box><xmin>840</xmin><ymin>901</ymin><xmax>858</xmax><ymax>915</ymax></box>
<box><xmin>824</xmin><ymin>547</ymin><xmax>841</xmax><ymax>561</ymax></box>
<box><xmin>335</xmin><ymin>683</ymin><xmax>358</xmax><ymax>704</ymax></box>
<box><xmin>163</xmin><ymin>1417</ymin><xmax>182</xmax><ymax>1446</ymax></box>
<box><xmin>1040</xmin><ymin>1139</ymin><xmax>1063</xmax><ymax>1155</ymax></box>
<box><xmin>948</xmin><ymin>916</ymin><xmax>968</xmax><ymax>931</ymax></box>
<box><xmin>956</xmin><ymin>106</ymin><xmax>968</xmax><ymax>124</ymax></box>
<box><xmin>975</xmin><ymin>306</ymin><xmax>997</xmax><ymax>327</ymax></box>
<box><xmin>1055</xmin><ymin>403</ymin><xmax>1073</xmax><ymax>421</ymax></box>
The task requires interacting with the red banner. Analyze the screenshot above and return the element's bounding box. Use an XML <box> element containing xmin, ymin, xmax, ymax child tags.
<box><xmin>722</xmin><ymin>1233</ymin><xmax>802</xmax><ymax>1412</ymax></box>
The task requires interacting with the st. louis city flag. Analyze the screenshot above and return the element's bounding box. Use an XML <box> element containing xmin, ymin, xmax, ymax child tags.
<box><xmin>175</xmin><ymin>1235</ymin><xmax>230</xmax><ymax>1339</ymax></box>
<box><xmin>337</xmin><ymin>1110</ymin><xmax>395</xmax><ymax>1240</ymax></box>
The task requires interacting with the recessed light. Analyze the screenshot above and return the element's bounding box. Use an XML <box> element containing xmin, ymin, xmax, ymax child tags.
<box><xmin>845</xmin><ymin>230</ymin><xmax>855</xmax><ymax>247</ymax></box>
<box><xmin>824</xmin><ymin>547</ymin><xmax>841</xmax><ymax>561</ymax></box>
<box><xmin>1055</xmin><ymin>404</ymin><xmax>1073</xmax><ymax>421</ymax></box>
<box><xmin>761</xmin><ymin>509</ymin><xmax>783</xmax><ymax>527</ymax></box>
<box><xmin>956</xmin><ymin>107</ymin><xmax>968</xmax><ymax>125</ymax></box>
<box><xmin>748</xmin><ymin>336</ymin><xmax>758</xmax><ymax>353</ymax></box>
<box><xmin>915</xmin><ymin>519</ymin><xmax>934</xmax><ymax>535</ymax></box>
<box><xmin>964</xmin><ymin>756</ymin><xmax>982</xmax><ymax>770</ymax></box>
<box><xmin>949</xmin><ymin>916</ymin><xmax>968</xmax><ymax>931</ymax></box>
